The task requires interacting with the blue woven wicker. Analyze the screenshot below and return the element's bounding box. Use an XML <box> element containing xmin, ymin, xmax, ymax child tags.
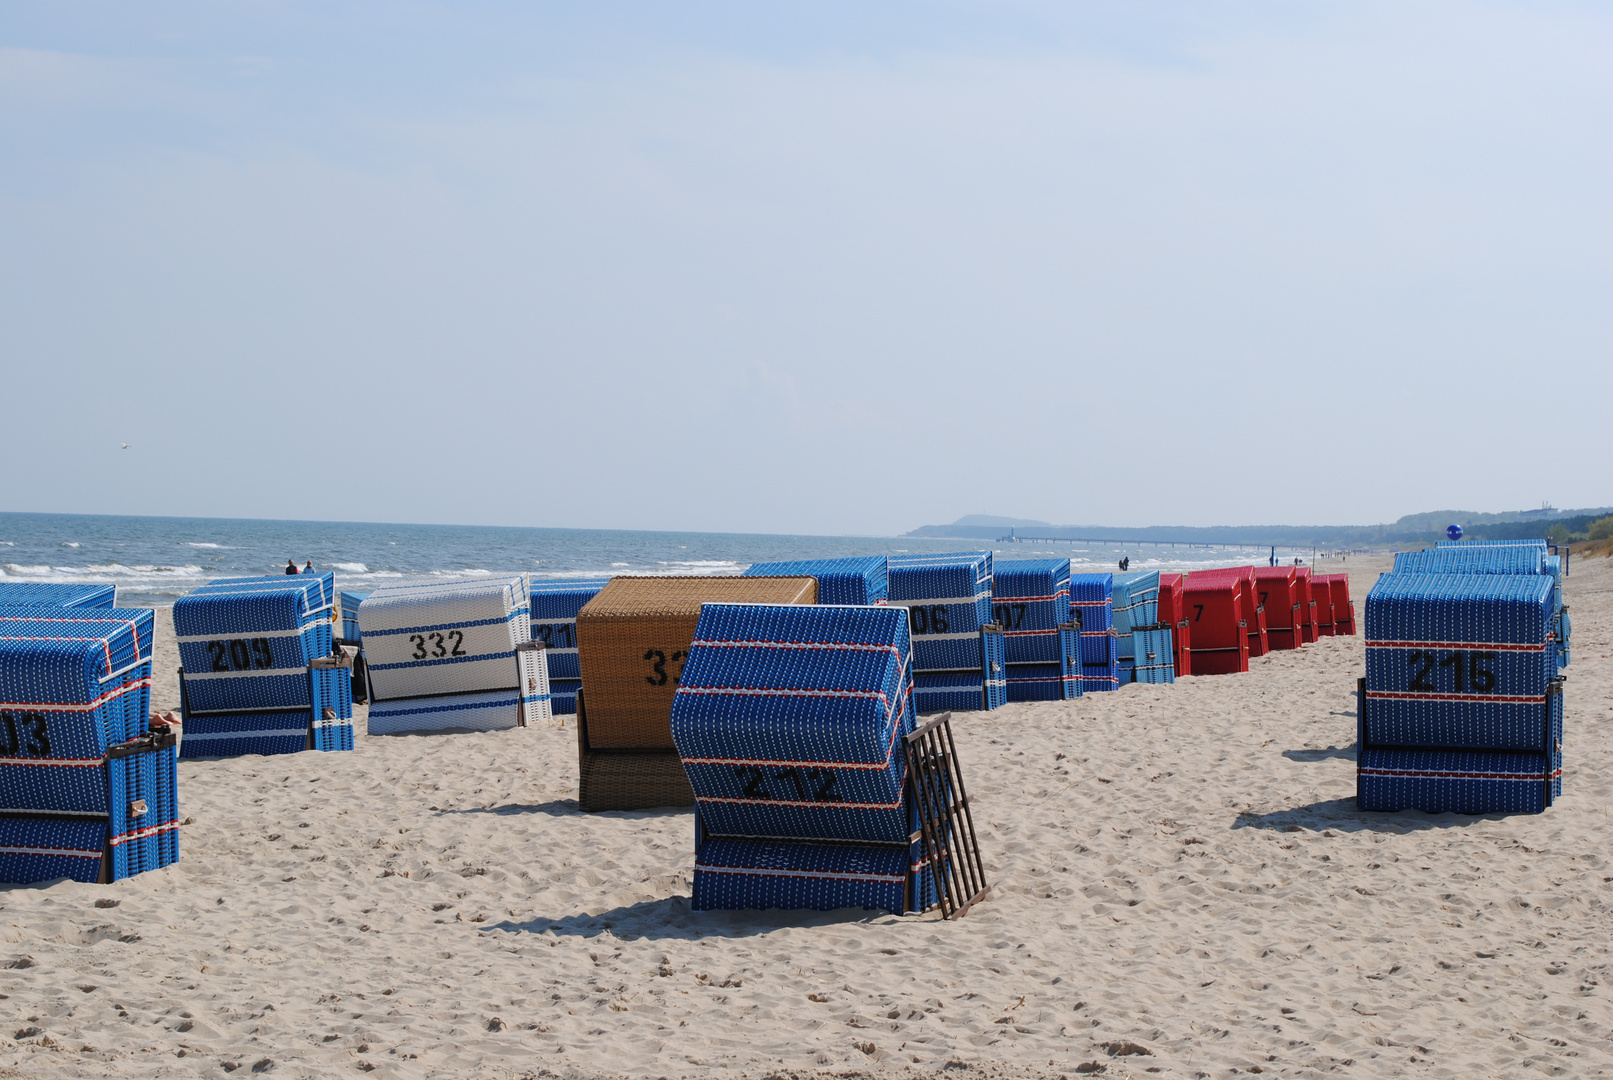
<box><xmin>909</xmin><ymin>626</ymin><xmax>1005</xmax><ymax>714</ymax></box>
<box><xmin>0</xmin><ymin>583</ymin><xmax>116</xmax><ymax>609</ymax></box>
<box><xmin>1131</xmin><ymin>626</ymin><xmax>1176</xmax><ymax>684</ymax></box>
<box><xmin>0</xmin><ymin>607</ymin><xmax>177</xmax><ymax>884</ymax></box>
<box><xmin>1358</xmin><ymin>744</ymin><xmax>1560</xmax><ymax>814</ymax></box>
<box><xmin>691</xmin><ymin>835</ymin><xmax>931</xmax><ymax>913</ymax></box>
<box><xmin>528</xmin><ymin>577</ymin><xmax>607</xmax><ymax>680</ymax></box>
<box><xmin>1079</xmin><ymin>629</ymin><xmax>1118</xmax><ymax>691</ymax></box>
<box><xmin>1363</xmin><ymin>572</ymin><xmax>1556</xmax><ymax>751</ymax></box>
<box><xmin>1069</xmin><ymin>572</ymin><xmax>1114</xmax><ymax>631</ymax></box>
<box><xmin>310</xmin><ymin>661</ymin><xmax>356</xmax><ymax>752</ymax></box>
<box><xmin>339</xmin><ymin>590</ymin><xmax>369</xmax><ymax>643</ymax></box>
<box><xmin>1005</xmin><ymin>621</ymin><xmax>1080</xmax><ymax>701</ymax></box>
<box><xmin>358</xmin><ymin>576</ymin><xmax>529</xmax><ymax>702</ymax></box>
<box><xmin>745</xmin><ymin>558</ymin><xmax>888</xmax><ymax>605</ymax></box>
<box><xmin>888</xmin><ymin>552</ymin><xmax>993</xmax><ymax>671</ymax></box>
<box><xmin>1395</xmin><ymin>547</ymin><xmax>1547</xmax><ymax>576</ymax></box>
<box><xmin>174</xmin><ymin>575</ymin><xmax>337</xmax><ymax>712</ymax></box>
<box><xmin>991</xmin><ymin>560</ymin><xmax>1071</xmax><ymax>665</ymax></box>
<box><xmin>551</xmin><ymin>678</ymin><xmax>580</xmax><ymax>715</ymax></box>
<box><xmin>671</xmin><ymin>603</ymin><xmax>915</xmax><ymax>844</ymax></box>
<box><xmin>1111</xmin><ymin>571</ymin><xmax>1161</xmax><ymax>639</ymax></box>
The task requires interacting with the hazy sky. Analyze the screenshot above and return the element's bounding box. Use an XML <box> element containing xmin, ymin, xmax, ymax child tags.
<box><xmin>2</xmin><ymin>2</ymin><xmax>1608</xmax><ymax>535</ymax></box>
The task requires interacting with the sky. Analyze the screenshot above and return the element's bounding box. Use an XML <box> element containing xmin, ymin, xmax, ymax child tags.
<box><xmin>1</xmin><ymin>1</ymin><xmax>1608</xmax><ymax>535</ymax></box>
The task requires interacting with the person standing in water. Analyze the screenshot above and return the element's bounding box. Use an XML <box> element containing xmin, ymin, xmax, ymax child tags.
<box><xmin>285</xmin><ymin>559</ymin><xmax>299</xmax><ymax>575</ymax></box>
<box><xmin>304</xmin><ymin>561</ymin><xmax>314</xmax><ymax>574</ymax></box>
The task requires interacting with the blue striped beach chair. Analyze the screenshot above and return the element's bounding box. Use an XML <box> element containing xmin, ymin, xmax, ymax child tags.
<box><xmin>672</xmin><ymin>602</ymin><xmax>987</xmax><ymax>916</ymax></box>
<box><xmin>529</xmin><ymin>577</ymin><xmax>608</xmax><ymax>681</ymax></box>
<box><xmin>0</xmin><ymin>606</ymin><xmax>179</xmax><ymax>883</ymax></box>
<box><xmin>1069</xmin><ymin>573</ymin><xmax>1118</xmax><ymax>691</ymax></box>
<box><xmin>744</xmin><ymin>557</ymin><xmax>888</xmax><ymax>605</ymax></box>
<box><xmin>1358</xmin><ymin>571</ymin><xmax>1561</xmax><ymax>814</ymax></box>
<box><xmin>174</xmin><ymin>575</ymin><xmax>354</xmax><ymax>757</ymax></box>
<box><xmin>0</xmin><ymin>583</ymin><xmax>117</xmax><ymax>609</ymax></box>
<box><xmin>889</xmin><ymin>552</ymin><xmax>1003</xmax><ymax>712</ymax></box>
<box><xmin>359</xmin><ymin>576</ymin><xmax>546</xmax><ymax>734</ymax></box>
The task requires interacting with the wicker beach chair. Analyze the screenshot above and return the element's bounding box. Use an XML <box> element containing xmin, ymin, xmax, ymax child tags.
<box><xmin>0</xmin><ymin>582</ymin><xmax>116</xmax><ymax>609</ymax></box>
<box><xmin>672</xmin><ymin>602</ymin><xmax>988</xmax><ymax>916</ymax></box>
<box><xmin>173</xmin><ymin>574</ymin><xmax>353</xmax><ymax>756</ymax></box>
<box><xmin>744</xmin><ymin>557</ymin><xmax>888</xmax><ymax>605</ymax></box>
<box><xmin>1069</xmin><ymin>573</ymin><xmax>1120</xmax><ymax>691</ymax></box>
<box><xmin>573</xmin><ymin>575</ymin><xmax>816</xmax><ymax>811</ymax></box>
<box><xmin>360</xmin><ymin>576</ymin><xmax>546</xmax><ymax>734</ymax></box>
<box><xmin>1359</xmin><ymin>571</ymin><xmax>1561</xmax><ymax>814</ymax></box>
<box><xmin>1252</xmin><ymin>566</ymin><xmax>1303</xmax><ymax>650</ymax></box>
<box><xmin>890</xmin><ymin>552</ymin><xmax>1004</xmax><ymax>711</ymax></box>
<box><xmin>1179</xmin><ymin>574</ymin><xmax>1248</xmax><ymax>675</ymax></box>
<box><xmin>0</xmin><ymin>606</ymin><xmax>179</xmax><ymax>883</ymax></box>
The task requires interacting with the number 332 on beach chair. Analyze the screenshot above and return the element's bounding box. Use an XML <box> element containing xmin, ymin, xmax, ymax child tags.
<box><xmin>671</xmin><ymin>602</ymin><xmax>989</xmax><ymax>918</ymax></box>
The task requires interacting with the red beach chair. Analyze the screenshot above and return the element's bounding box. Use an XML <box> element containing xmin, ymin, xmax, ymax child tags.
<box><xmin>1156</xmin><ymin>573</ymin><xmax>1192</xmax><ymax>676</ymax></box>
<box><xmin>1294</xmin><ymin>568</ymin><xmax>1318</xmax><ymax>644</ymax></box>
<box><xmin>1252</xmin><ymin>566</ymin><xmax>1302</xmax><ymax>650</ymax></box>
<box><xmin>1180</xmin><ymin>574</ymin><xmax>1248</xmax><ymax>675</ymax></box>
<box><xmin>1310</xmin><ymin>572</ymin><xmax>1336</xmax><ymax>637</ymax></box>
<box><xmin>1188</xmin><ymin>567</ymin><xmax>1268</xmax><ymax>658</ymax></box>
<box><xmin>1321</xmin><ymin>574</ymin><xmax>1354</xmax><ymax>635</ymax></box>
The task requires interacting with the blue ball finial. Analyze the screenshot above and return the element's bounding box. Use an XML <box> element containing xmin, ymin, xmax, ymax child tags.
<box><xmin>1446</xmin><ymin>523</ymin><xmax>1463</xmax><ymax>541</ymax></box>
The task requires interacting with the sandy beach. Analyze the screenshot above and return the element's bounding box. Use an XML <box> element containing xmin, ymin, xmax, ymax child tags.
<box><xmin>3</xmin><ymin>552</ymin><xmax>1610</xmax><ymax>1079</ymax></box>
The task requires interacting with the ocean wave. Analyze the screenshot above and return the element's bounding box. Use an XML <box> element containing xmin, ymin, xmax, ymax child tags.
<box><xmin>1</xmin><ymin>564</ymin><xmax>54</xmax><ymax>576</ymax></box>
<box><xmin>658</xmin><ymin>560</ymin><xmax>739</xmax><ymax>568</ymax></box>
<box><xmin>610</xmin><ymin>562</ymin><xmax>630</xmax><ymax>568</ymax></box>
<box><xmin>185</xmin><ymin>542</ymin><xmax>229</xmax><ymax>549</ymax></box>
<box><xmin>60</xmin><ymin>542</ymin><xmax>80</xmax><ymax>548</ymax></box>
<box><xmin>430</xmin><ymin>568</ymin><xmax>493</xmax><ymax>577</ymax></box>
<box><xmin>330</xmin><ymin>562</ymin><xmax>369</xmax><ymax>573</ymax></box>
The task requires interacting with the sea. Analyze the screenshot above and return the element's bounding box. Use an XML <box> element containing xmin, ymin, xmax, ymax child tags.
<box><xmin>0</xmin><ymin>512</ymin><xmax>1316</xmax><ymax>608</ymax></box>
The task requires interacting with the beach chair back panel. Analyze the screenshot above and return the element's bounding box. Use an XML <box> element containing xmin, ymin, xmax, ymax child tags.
<box><xmin>0</xmin><ymin>583</ymin><xmax>116</xmax><ymax>609</ymax></box>
<box><xmin>887</xmin><ymin>552</ymin><xmax>993</xmax><ymax>670</ymax></box>
<box><xmin>173</xmin><ymin>575</ymin><xmax>336</xmax><ymax>711</ymax></box>
<box><xmin>1180</xmin><ymin>577</ymin><xmax>1247</xmax><ymax>674</ymax></box>
<box><xmin>1111</xmin><ymin>570</ymin><xmax>1161</xmax><ymax>638</ymax></box>
<box><xmin>339</xmin><ymin>590</ymin><xmax>369</xmax><ymax>643</ymax></box>
<box><xmin>672</xmin><ymin>603</ymin><xmax>913</xmax><ymax>844</ymax></box>
<box><xmin>1363</xmin><ymin>572</ymin><xmax>1555</xmax><ymax>752</ymax></box>
<box><xmin>358</xmin><ymin>576</ymin><xmax>528</xmax><ymax>701</ymax></box>
<box><xmin>745</xmin><ymin>557</ymin><xmax>888</xmax><ymax>605</ymax></box>
<box><xmin>577</xmin><ymin>576</ymin><xmax>816</xmax><ymax>750</ymax></box>
<box><xmin>691</xmin><ymin>836</ymin><xmax>915</xmax><ymax>913</ymax></box>
<box><xmin>0</xmin><ymin>607</ymin><xmax>155</xmax><ymax>759</ymax></box>
<box><xmin>992</xmin><ymin>560</ymin><xmax>1071</xmax><ymax>665</ymax></box>
<box><xmin>1252</xmin><ymin>567</ymin><xmax>1301</xmax><ymax>647</ymax></box>
<box><xmin>529</xmin><ymin>578</ymin><xmax>608</xmax><ymax>680</ymax></box>
<box><xmin>1131</xmin><ymin>627</ymin><xmax>1176</xmax><ymax>684</ymax></box>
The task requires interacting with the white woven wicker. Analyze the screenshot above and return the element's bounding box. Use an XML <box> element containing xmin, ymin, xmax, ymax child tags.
<box><xmin>357</xmin><ymin>576</ymin><xmax>529</xmax><ymax>701</ymax></box>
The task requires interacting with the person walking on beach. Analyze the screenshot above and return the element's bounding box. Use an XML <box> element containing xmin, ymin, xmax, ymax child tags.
<box><xmin>285</xmin><ymin>559</ymin><xmax>299</xmax><ymax>575</ymax></box>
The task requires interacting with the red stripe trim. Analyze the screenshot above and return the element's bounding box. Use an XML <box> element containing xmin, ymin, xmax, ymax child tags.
<box><xmin>109</xmin><ymin>820</ymin><xmax>180</xmax><ymax>846</ymax></box>
<box><xmin>1361</xmin><ymin>768</ymin><xmax>1561</xmax><ymax>781</ymax></box>
<box><xmin>1365</xmin><ymin>691</ymin><xmax>1545</xmax><ymax>704</ymax></box>
<box><xmin>0</xmin><ymin>675</ymin><xmax>151</xmax><ymax>713</ymax></box>
<box><xmin>697</xmin><ymin>795</ymin><xmax>902</xmax><ymax>811</ymax></box>
<box><xmin>1367</xmin><ymin>640</ymin><xmax>1546</xmax><ymax>652</ymax></box>
<box><xmin>0</xmin><ymin>756</ymin><xmax>103</xmax><ymax>768</ymax></box>
<box><xmin>992</xmin><ymin>591</ymin><xmax>1068</xmax><ymax>604</ymax></box>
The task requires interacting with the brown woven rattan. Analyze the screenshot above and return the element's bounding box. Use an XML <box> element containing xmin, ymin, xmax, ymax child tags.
<box><xmin>575</xmin><ymin>575</ymin><xmax>816</xmax><ymax>749</ymax></box>
<box><xmin>576</xmin><ymin>688</ymin><xmax>696</xmax><ymax>811</ymax></box>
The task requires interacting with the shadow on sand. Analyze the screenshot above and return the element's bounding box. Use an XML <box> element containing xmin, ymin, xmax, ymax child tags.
<box><xmin>482</xmin><ymin>896</ymin><xmax>895</xmax><ymax>941</ymax></box>
<box><xmin>1234</xmin><ymin>796</ymin><xmax>1509</xmax><ymax>834</ymax></box>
